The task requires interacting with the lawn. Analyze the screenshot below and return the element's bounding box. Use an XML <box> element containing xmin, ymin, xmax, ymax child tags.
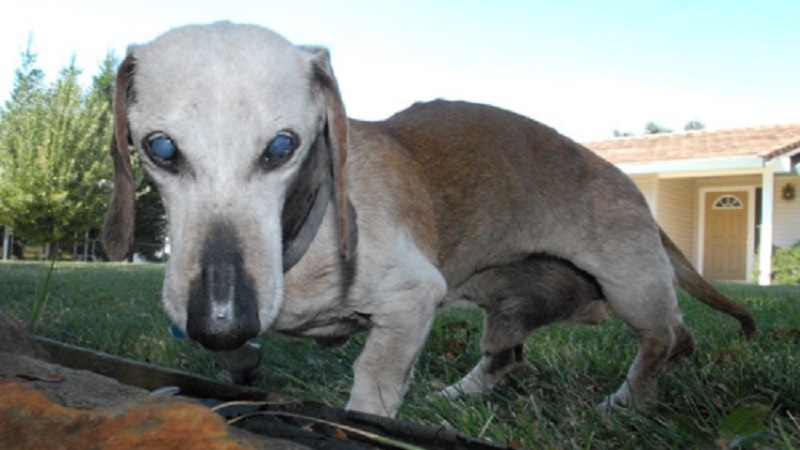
<box><xmin>1</xmin><ymin>261</ymin><xmax>799</xmax><ymax>449</ymax></box>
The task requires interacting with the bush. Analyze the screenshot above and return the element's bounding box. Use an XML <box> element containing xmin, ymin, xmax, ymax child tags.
<box><xmin>771</xmin><ymin>241</ymin><xmax>800</xmax><ymax>285</ymax></box>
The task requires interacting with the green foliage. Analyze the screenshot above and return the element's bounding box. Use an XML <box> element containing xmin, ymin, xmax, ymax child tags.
<box><xmin>644</xmin><ymin>121</ymin><xmax>673</xmax><ymax>134</ymax></box>
<box><xmin>5</xmin><ymin>40</ymin><xmax>44</xmax><ymax>111</ymax></box>
<box><xmin>0</xmin><ymin>45</ymin><xmax>44</xmax><ymax>227</ymax></box>
<box><xmin>716</xmin><ymin>403</ymin><xmax>770</xmax><ymax>448</ymax></box>
<box><xmin>612</xmin><ymin>129</ymin><xmax>634</xmax><ymax>138</ymax></box>
<box><xmin>133</xmin><ymin>171</ymin><xmax>167</xmax><ymax>259</ymax></box>
<box><xmin>0</xmin><ymin>46</ymin><xmax>117</xmax><ymax>247</ymax></box>
<box><xmin>771</xmin><ymin>241</ymin><xmax>800</xmax><ymax>285</ymax></box>
<box><xmin>612</xmin><ymin>119</ymin><xmax>704</xmax><ymax>138</ymax></box>
<box><xmin>684</xmin><ymin>120</ymin><xmax>706</xmax><ymax>131</ymax></box>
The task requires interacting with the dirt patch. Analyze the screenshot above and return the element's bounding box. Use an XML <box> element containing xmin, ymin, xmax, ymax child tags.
<box><xmin>0</xmin><ymin>312</ymin><xmax>307</xmax><ymax>449</ymax></box>
<box><xmin>0</xmin><ymin>311</ymin><xmax>148</xmax><ymax>409</ymax></box>
<box><xmin>0</xmin><ymin>353</ymin><xmax>150</xmax><ymax>409</ymax></box>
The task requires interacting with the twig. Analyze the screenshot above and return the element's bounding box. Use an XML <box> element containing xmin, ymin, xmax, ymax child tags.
<box><xmin>211</xmin><ymin>399</ymin><xmax>297</xmax><ymax>413</ymax></box>
<box><xmin>478</xmin><ymin>410</ymin><xmax>495</xmax><ymax>439</ymax></box>
<box><xmin>226</xmin><ymin>408</ymin><xmax>426</xmax><ymax>450</ymax></box>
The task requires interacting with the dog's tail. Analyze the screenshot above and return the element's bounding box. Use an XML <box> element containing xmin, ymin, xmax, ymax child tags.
<box><xmin>661</xmin><ymin>228</ymin><xmax>756</xmax><ymax>338</ymax></box>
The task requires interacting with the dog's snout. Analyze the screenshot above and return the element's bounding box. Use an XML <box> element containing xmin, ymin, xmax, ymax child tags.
<box><xmin>186</xmin><ymin>224</ymin><xmax>260</xmax><ymax>351</ymax></box>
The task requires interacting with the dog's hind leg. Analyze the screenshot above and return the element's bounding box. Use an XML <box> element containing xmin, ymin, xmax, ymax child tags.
<box><xmin>596</xmin><ymin>270</ymin><xmax>693</xmax><ymax>414</ymax></box>
<box><xmin>440</xmin><ymin>256</ymin><xmax>604</xmax><ymax>399</ymax></box>
<box><xmin>439</xmin><ymin>333</ymin><xmax>526</xmax><ymax>399</ymax></box>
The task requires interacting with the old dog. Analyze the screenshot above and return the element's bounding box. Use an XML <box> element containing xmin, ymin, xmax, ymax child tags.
<box><xmin>103</xmin><ymin>22</ymin><xmax>756</xmax><ymax>417</ymax></box>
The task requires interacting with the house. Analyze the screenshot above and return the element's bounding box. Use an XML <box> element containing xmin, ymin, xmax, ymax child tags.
<box><xmin>584</xmin><ymin>124</ymin><xmax>800</xmax><ymax>285</ymax></box>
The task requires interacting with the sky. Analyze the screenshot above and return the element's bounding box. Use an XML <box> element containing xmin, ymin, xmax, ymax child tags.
<box><xmin>0</xmin><ymin>0</ymin><xmax>797</xmax><ymax>141</ymax></box>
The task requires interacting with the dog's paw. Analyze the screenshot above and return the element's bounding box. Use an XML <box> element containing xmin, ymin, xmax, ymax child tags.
<box><xmin>211</xmin><ymin>342</ymin><xmax>263</xmax><ymax>386</ymax></box>
<box><xmin>436</xmin><ymin>379</ymin><xmax>494</xmax><ymax>400</ymax></box>
<box><xmin>595</xmin><ymin>394</ymin><xmax>626</xmax><ymax>420</ymax></box>
<box><xmin>596</xmin><ymin>384</ymin><xmax>656</xmax><ymax>420</ymax></box>
<box><xmin>436</xmin><ymin>385</ymin><xmax>465</xmax><ymax>401</ymax></box>
<box><xmin>229</xmin><ymin>366</ymin><xmax>261</xmax><ymax>386</ymax></box>
<box><xmin>229</xmin><ymin>343</ymin><xmax>262</xmax><ymax>385</ymax></box>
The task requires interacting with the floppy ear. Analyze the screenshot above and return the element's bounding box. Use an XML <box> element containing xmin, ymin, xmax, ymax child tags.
<box><xmin>307</xmin><ymin>48</ymin><xmax>358</xmax><ymax>261</ymax></box>
<box><xmin>101</xmin><ymin>54</ymin><xmax>137</xmax><ymax>261</ymax></box>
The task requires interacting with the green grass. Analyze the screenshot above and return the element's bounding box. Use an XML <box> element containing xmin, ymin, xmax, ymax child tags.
<box><xmin>1</xmin><ymin>261</ymin><xmax>799</xmax><ymax>449</ymax></box>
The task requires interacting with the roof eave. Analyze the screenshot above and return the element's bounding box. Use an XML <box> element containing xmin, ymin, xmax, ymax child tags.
<box><xmin>616</xmin><ymin>155</ymin><xmax>766</xmax><ymax>177</ymax></box>
<box><xmin>769</xmin><ymin>148</ymin><xmax>800</xmax><ymax>175</ymax></box>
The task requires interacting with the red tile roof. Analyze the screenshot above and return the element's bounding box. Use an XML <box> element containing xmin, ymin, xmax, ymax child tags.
<box><xmin>583</xmin><ymin>123</ymin><xmax>800</xmax><ymax>164</ymax></box>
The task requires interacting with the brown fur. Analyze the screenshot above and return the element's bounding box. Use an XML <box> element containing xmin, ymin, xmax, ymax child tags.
<box><xmin>309</xmin><ymin>57</ymin><xmax>356</xmax><ymax>261</ymax></box>
<box><xmin>102</xmin><ymin>55</ymin><xmax>137</xmax><ymax>261</ymax></box>
<box><xmin>451</xmin><ymin>254</ymin><xmax>606</xmax><ymax>346</ymax></box>
<box><xmin>442</xmin><ymin>254</ymin><xmax>607</xmax><ymax>394</ymax></box>
<box><xmin>375</xmin><ymin>101</ymin><xmax>754</xmax><ymax>337</ymax></box>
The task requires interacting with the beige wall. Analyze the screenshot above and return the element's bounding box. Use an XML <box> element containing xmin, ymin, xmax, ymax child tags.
<box><xmin>627</xmin><ymin>175</ymin><xmax>697</xmax><ymax>262</ymax></box>
<box><xmin>773</xmin><ymin>175</ymin><xmax>800</xmax><ymax>248</ymax></box>
<box><xmin>657</xmin><ymin>179</ymin><xmax>696</xmax><ymax>262</ymax></box>
<box><xmin>628</xmin><ymin>174</ymin><xmax>657</xmax><ymax>211</ymax></box>
<box><xmin>694</xmin><ymin>175</ymin><xmax>761</xmax><ymax>189</ymax></box>
<box><xmin>621</xmin><ymin>172</ymin><xmax>798</xmax><ymax>282</ymax></box>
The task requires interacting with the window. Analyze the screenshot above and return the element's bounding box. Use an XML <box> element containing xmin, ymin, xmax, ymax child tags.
<box><xmin>713</xmin><ymin>194</ymin><xmax>743</xmax><ymax>209</ymax></box>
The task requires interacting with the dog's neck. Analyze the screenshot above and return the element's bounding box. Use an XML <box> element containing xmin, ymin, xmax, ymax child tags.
<box><xmin>281</xmin><ymin>136</ymin><xmax>334</xmax><ymax>273</ymax></box>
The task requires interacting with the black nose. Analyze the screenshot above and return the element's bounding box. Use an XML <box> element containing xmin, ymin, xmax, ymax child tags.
<box><xmin>186</xmin><ymin>223</ymin><xmax>260</xmax><ymax>351</ymax></box>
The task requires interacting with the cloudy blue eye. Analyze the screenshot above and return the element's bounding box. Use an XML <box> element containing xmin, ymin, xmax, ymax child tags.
<box><xmin>151</xmin><ymin>137</ymin><xmax>177</xmax><ymax>159</ymax></box>
<box><xmin>262</xmin><ymin>132</ymin><xmax>298</xmax><ymax>168</ymax></box>
<box><xmin>142</xmin><ymin>132</ymin><xmax>178</xmax><ymax>169</ymax></box>
<box><xmin>149</xmin><ymin>135</ymin><xmax>178</xmax><ymax>161</ymax></box>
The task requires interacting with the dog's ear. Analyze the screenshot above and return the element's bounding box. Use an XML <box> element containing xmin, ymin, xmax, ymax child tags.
<box><xmin>101</xmin><ymin>53</ymin><xmax>137</xmax><ymax>261</ymax></box>
<box><xmin>306</xmin><ymin>47</ymin><xmax>358</xmax><ymax>261</ymax></box>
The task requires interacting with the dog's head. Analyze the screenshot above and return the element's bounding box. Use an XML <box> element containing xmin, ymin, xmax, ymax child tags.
<box><xmin>102</xmin><ymin>22</ymin><xmax>356</xmax><ymax>351</ymax></box>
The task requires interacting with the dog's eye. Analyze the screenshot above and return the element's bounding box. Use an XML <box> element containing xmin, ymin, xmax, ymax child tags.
<box><xmin>144</xmin><ymin>133</ymin><xmax>179</xmax><ymax>169</ymax></box>
<box><xmin>262</xmin><ymin>132</ymin><xmax>298</xmax><ymax>168</ymax></box>
<box><xmin>151</xmin><ymin>136</ymin><xmax>177</xmax><ymax>160</ymax></box>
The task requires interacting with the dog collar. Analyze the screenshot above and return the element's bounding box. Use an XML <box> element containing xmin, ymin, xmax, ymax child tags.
<box><xmin>281</xmin><ymin>172</ymin><xmax>332</xmax><ymax>272</ymax></box>
<box><xmin>280</xmin><ymin>130</ymin><xmax>358</xmax><ymax>273</ymax></box>
<box><xmin>281</xmin><ymin>134</ymin><xmax>334</xmax><ymax>273</ymax></box>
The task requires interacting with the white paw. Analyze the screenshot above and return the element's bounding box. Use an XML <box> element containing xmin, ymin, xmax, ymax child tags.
<box><xmin>595</xmin><ymin>394</ymin><xmax>625</xmax><ymax>420</ymax></box>
<box><xmin>437</xmin><ymin>385</ymin><xmax>465</xmax><ymax>400</ymax></box>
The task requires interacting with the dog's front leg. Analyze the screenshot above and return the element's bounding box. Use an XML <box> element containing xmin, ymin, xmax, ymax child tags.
<box><xmin>345</xmin><ymin>266</ymin><xmax>445</xmax><ymax>417</ymax></box>
<box><xmin>346</xmin><ymin>310</ymin><xmax>435</xmax><ymax>417</ymax></box>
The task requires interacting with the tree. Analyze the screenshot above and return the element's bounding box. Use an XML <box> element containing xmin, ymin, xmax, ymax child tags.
<box><xmin>684</xmin><ymin>120</ymin><xmax>706</xmax><ymax>131</ymax></box>
<box><xmin>613</xmin><ymin>129</ymin><xmax>634</xmax><ymax>138</ymax></box>
<box><xmin>133</xmin><ymin>172</ymin><xmax>167</xmax><ymax>260</ymax></box>
<box><xmin>6</xmin><ymin>37</ymin><xmax>44</xmax><ymax>110</ymax></box>
<box><xmin>0</xmin><ymin>45</ymin><xmax>116</xmax><ymax>253</ymax></box>
<box><xmin>644</xmin><ymin>121</ymin><xmax>672</xmax><ymax>135</ymax></box>
<box><xmin>0</xmin><ymin>42</ymin><xmax>44</xmax><ymax>229</ymax></box>
<box><xmin>610</xmin><ymin>119</ymin><xmax>705</xmax><ymax>139</ymax></box>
